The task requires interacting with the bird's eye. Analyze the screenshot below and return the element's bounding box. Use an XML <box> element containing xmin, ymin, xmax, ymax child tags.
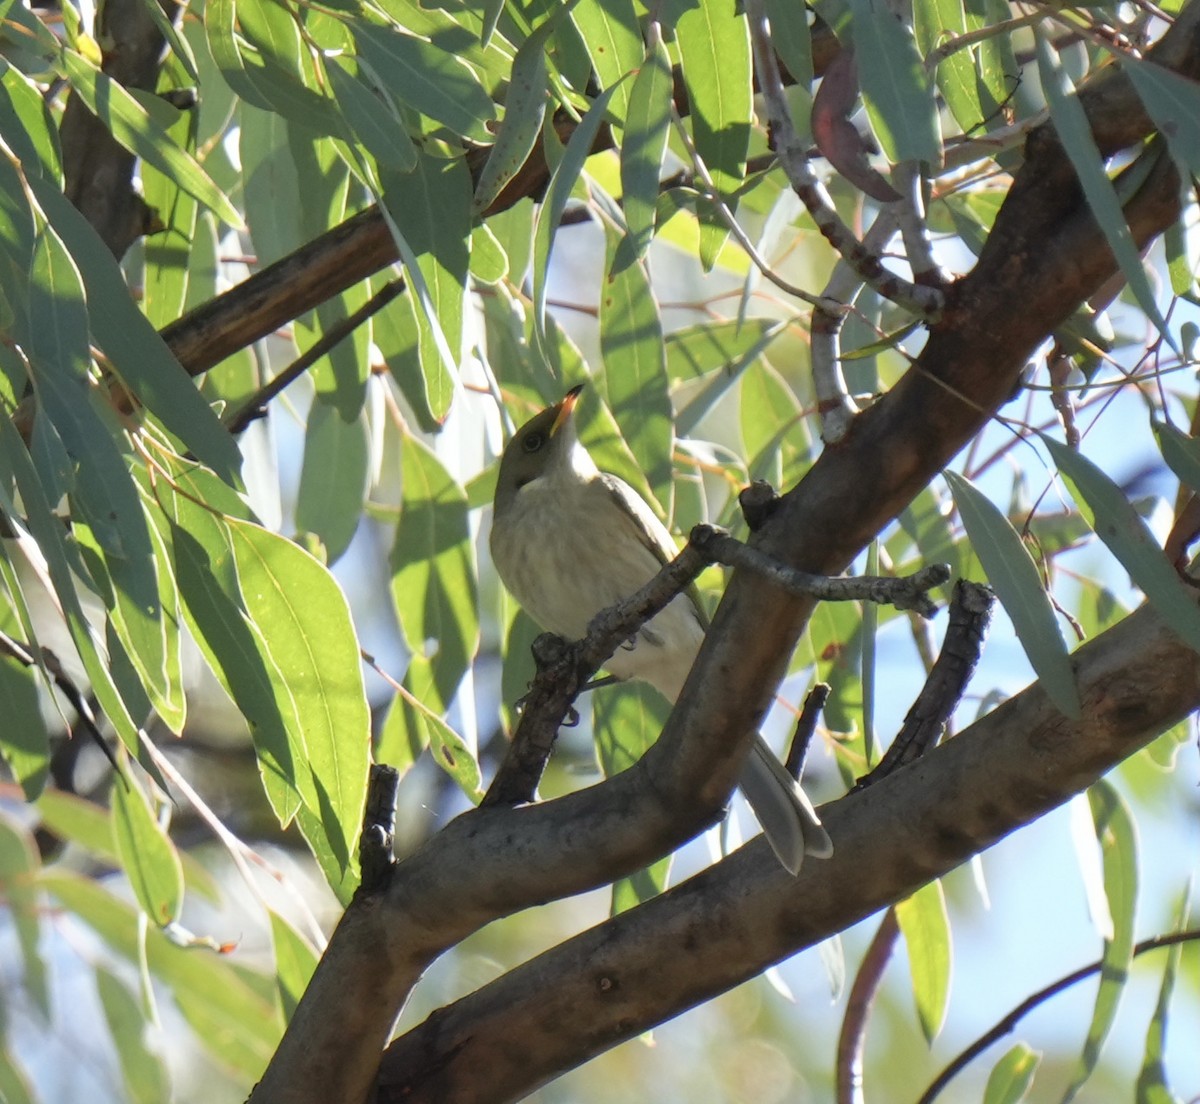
<box><xmin>522</xmin><ymin>431</ymin><xmax>546</xmax><ymax>453</ymax></box>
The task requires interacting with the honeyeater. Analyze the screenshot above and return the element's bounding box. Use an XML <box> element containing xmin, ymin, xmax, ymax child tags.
<box><xmin>489</xmin><ymin>384</ymin><xmax>832</xmax><ymax>874</ymax></box>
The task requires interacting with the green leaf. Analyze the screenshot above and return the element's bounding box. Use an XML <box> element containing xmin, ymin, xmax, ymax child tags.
<box><xmin>983</xmin><ymin>1043</ymin><xmax>1041</xmax><ymax>1104</ymax></box>
<box><xmin>1036</xmin><ymin>37</ymin><xmax>1176</xmax><ymax>357</ymax></box>
<box><xmin>380</xmin><ymin>154</ymin><xmax>471</xmax><ymax>423</ymax></box>
<box><xmin>914</xmin><ymin>0</ymin><xmax>989</xmax><ymax>134</ymax></box>
<box><xmin>594</xmin><ymin>684</ymin><xmax>672</xmax><ymax>911</ymax></box>
<box><xmin>766</xmin><ymin>0</ymin><xmax>814</xmax><ymax>87</ymax></box>
<box><xmin>0</xmin><ymin>414</ymin><xmax>142</xmax><ymax>753</ymax></box>
<box><xmin>0</xmin><ymin>651</ymin><xmax>50</xmax><ymax>800</ymax></box>
<box><xmin>60</xmin><ymin>49</ymin><xmax>241</xmax><ymax>226</ymax></box>
<box><xmin>676</xmin><ymin>0</ymin><xmax>752</xmax><ymax>197</ymax></box>
<box><xmin>0</xmin><ymin>813</ymin><xmax>49</xmax><ymax>1020</ymax></box>
<box><xmin>895</xmin><ymin>880</ymin><xmax>952</xmax><ymax>1042</ymax></box>
<box><xmin>532</xmin><ymin>85</ymin><xmax>618</xmax><ymax>348</ymax></box>
<box><xmin>269</xmin><ymin>910</ymin><xmax>320</xmax><ymax>1023</ymax></box>
<box><xmin>37</xmin><ymin>789</ymin><xmax>220</xmax><ymax>902</ymax></box>
<box><xmin>945</xmin><ymin>470</ymin><xmax>1080</xmax><ymax>718</ymax></box>
<box><xmin>112</xmin><ymin>768</ymin><xmax>185</xmax><ymax>927</ymax></box>
<box><xmin>1152</xmin><ymin>419</ymin><xmax>1200</xmax><ymax>495</ymax></box>
<box><xmin>390</xmin><ymin>435</ymin><xmax>480</xmax><ymax>713</ymax></box>
<box><xmin>234</xmin><ymin>0</ymin><xmax>339</xmax><ymax>130</ymax></box>
<box><xmin>671</xmin><ymin>318</ymin><xmax>787</xmax><ymax>437</ymax></box>
<box><xmin>25</xmin><ymin>174</ymin><xmax>241</xmax><ymax>486</ymax></box>
<box><xmin>380</xmin><ymin>662</ymin><xmax>483</xmax><ymax>797</ymax></box>
<box><xmin>26</xmin><ymin>224</ymin><xmax>149</xmax><ymax>558</ymax></box>
<box><xmin>572</xmin><ymin>0</ymin><xmax>641</xmax><ymax>124</ymax></box>
<box><xmin>0</xmin><ymin>62</ymin><xmax>63</xmax><ymax>181</ymax></box>
<box><xmin>228</xmin><ymin>519</ymin><xmax>370</xmax><ymax>876</ymax></box>
<box><xmin>375</xmin><ymin>283</ymin><xmax>446</xmax><ymax>434</ymax></box>
<box><xmin>140</xmin><ymin>115</ymin><xmax>200</xmax><ymax>331</ymax></box>
<box><xmin>600</xmin><ymin>230</ymin><xmax>671</xmax><ymax>505</ymax></box>
<box><xmin>354</xmin><ymin>22</ymin><xmax>496</xmax><ymax>143</ymax></box>
<box><xmin>96</xmin><ymin>967</ymin><xmax>171</xmax><ymax>1104</ymax></box>
<box><xmin>160</xmin><ymin>478</ymin><xmax>305</xmax><ymax>827</ymax></box>
<box><xmin>1060</xmin><ymin>780</ymin><xmax>1138</xmax><ymax>1102</ymax></box>
<box><xmin>850</xmin><ymin>0</ymin><xmax>942</xmax><ymax>164</ymax></box>
<box><xmin>1135</xmin><ymin>892</ymin><xmax>1189</xmax><ymax>1104</ymax></box>
<box><xmin>1123</xmin><ymin>58</ymin><xmax>1200</xmax><ymax>179</ymax></box>
<box><xmin>472</xmin><ymin>22</ymin><xmax>550</xmax><ymax>214</ymax></box>
<box><xmin>325</xmin><ymin>56</ymin><xmax>418</xmax><ymax>174</ymax></box>
<box><xmin>298</xmin><ymin>282</ymin><xmax>372</xmax><ymax>422</ymax></box>
<box><xmin>295</xmin><ymin>401</ymin><xmax>370</xmax><ymax>565</ymax></box>
<box><xmin>620</xmin><ymin>29</ymin><xmax>673</xmax><ymax>259</ymax></box>
<box><xmin>1042</xmin><ymin>434</ymin><xmax>1200</xmax><ymax>657</ymax></box>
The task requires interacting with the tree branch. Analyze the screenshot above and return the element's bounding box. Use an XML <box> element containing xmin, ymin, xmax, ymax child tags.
<box><xmin>374</xmin><ymin>599</ymin><xmax>1200</xmax><ymax>1103</ymax></box>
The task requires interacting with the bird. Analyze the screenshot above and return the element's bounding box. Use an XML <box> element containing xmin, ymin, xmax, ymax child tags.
<box><xmin>489</xmin><ymin>383</ymin><xmax>832</xmax><ymax>874</ymax></box>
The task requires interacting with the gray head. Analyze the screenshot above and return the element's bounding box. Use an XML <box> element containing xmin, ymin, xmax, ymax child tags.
<box><xmin>493</xmin><ymin>384</ymin><xmax>585</xmax><ymax>519</ymax></box>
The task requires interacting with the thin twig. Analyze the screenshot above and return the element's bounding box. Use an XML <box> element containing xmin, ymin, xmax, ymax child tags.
<box><xmin>916</xmin><ymin>929</ymin><xmax>1200</xmax><ymax>1104</ymax></box>
<box><xmin>691</xmin><ymin>525</ymin><xmax>950</xmax><ymax>617</ymax></box>
<box><xmin>224</xmin><ymin>278</ymin><xmax>406</xmax><ymax>435</ymax></box>
<box><xmin>360</xmin><ymin>765</ymin><xmax>399</xmax><ymax>893</ymax></box>
<box><xmin>785</xmin><ymin>682</ymin><xmax>829</xmax><ymax>778</ymax></box>
<box><xmin>854</xmin><ymin>580</ymin><xmax>994</xmax><ymax>789</ymax></box>
<box><xmin>0</xmin><ymin>631</ymin><xmax>118</xmax><ymax>771</ymax></box>
<box><xmin>836</xmin><ymin>909</ymin><xmax>901</xmax><ymax>1104</ymax></box>
<box><xmin>743</xmin><ymin>0</ymin><xmax>944</xmax><ymax>320</ymax></box>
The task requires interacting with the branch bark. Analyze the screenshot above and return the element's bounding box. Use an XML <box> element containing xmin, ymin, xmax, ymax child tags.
<box><xmin>61</xmin><ymin>0</ymin><xmax>176</xmax><ymax>257</ymax></box>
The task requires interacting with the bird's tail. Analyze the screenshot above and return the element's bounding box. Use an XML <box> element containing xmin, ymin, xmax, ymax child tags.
<box><xmin>738</xmin><ymin>735</ymin><xmax>833</xmax><ymax>876</ymax></box>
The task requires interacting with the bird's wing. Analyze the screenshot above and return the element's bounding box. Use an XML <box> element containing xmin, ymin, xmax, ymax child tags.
<box><xmin>598</xmin><ymin>473</ymin><xmax>711</xmax><ymax>631</ymax></box>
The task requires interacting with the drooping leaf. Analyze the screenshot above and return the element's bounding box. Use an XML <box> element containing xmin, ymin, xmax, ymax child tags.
<box><xmin>0</xmin><ymin>813</ymin><xmax>49</xmax><ymax>1019</ymax></box>
<box><xmin>675</xmin><ymin>0</ymin><xmax>751</xmax><ymax>197</ymax></box>
<box><xmin>572</xmin><ymin>0</ymin><xmax>641</xmax><ymax>124</ymax></box>
<box><xmin>620</xmin><ymin>28</ymin><xmax>673</xmax><ymax>259</ymax></box>
<box><xmin>96</xmin><ymin>967</ymin><xmax>171</xmax><ymax>1104</ymax></box>
<box><xmin>380</xmin><ymin>154</ymin><xmax>471</xmax><ymax>423</ymax></box>
<box><xmin>1134</xmin><ymin>891</ymin><xmax>1189</xmax><ymax>1104</ymax></box>
<box><xmin>600</xmin><ymin>230</ymin><xmax>672</xmax><ymax>506</ymax></box>
<box><xmin>532</xmin><ymin>85</ymin><xmax>618</xmax><ymax>349</ymax></box>
<box><xmin>472</xmin><ymin>19</ymin><xmax>553</xmax><ymax>214</ymax></box>
<box><xmin>1060</xmin><ymin>780</ymin><xmax>1138</xmax><ymax>1102</ymax></box>
<box><xmin>1036</xmin><ymin>37</ymin><xmax>1176</xmax><ymax>356</ymax></box>
<box><xmin>295</xmin><ymin>401</ymin><xmax>370</xmax><ymax>565</ymax></box>
<box><xmin>228</xmin><ymin>518</ymin><xmax>371</xmax><ymax>876</ymax></box>
<box><xmin>594</xmin><ymin>683</ymin><xmax>672</xmax><ymax>911</ymax></box>
<box><xmin>1043</xmin><ymin>434</ymin><xmax>1200</xmax><ymax>657</ymax></box>
<box><xmin>353</xmin><ymin>22</ymin><xmax>496</xmax><ymax>143</ymax></box>
<box><xmin>0</xmin><ymin>647</ymin><xmax>50</xmax><ymax>800</ymax></box>
<box><xmin>268</xmin><ymin>910</ymin><xmax>320</xmax><ymax>1023</ymax></box>
<box><xmin>850</xmin><ymin>0</ymin><xmax>942</xmax><ymax>164</ymax></box>
<box><xmin>983</xmin><ymin>1043</ymin><xmax>1041</xmax><ymax>1104</ymax></box>
<box><xmin>390</xmin><ymin>434</ymin><xmax>480</xmax><ymax>714</ymax></box>
<box><xmin>945</xmin><ymin>470</ymin><xmax>1080</xmax><ymax>718</ymax></box>
<box><xmin>895</xmin><ymin>879</ymin><xmax>953</xmax><ymax>1042</ymax></box>
<box><xmin>325</xmin><ymin>56</ymin><xmax>418</xmax><ymax>174</ymax></box>
<box><xmin>112</xmin><ymin>764</ymin><xmax>185</xmax><ymax>927</ymax></box>
<box><xmin>25</xmin><ymin>174</ymin><xmax>241</xmax><ymax>486</ymax></box>
<box><xmin>42</xmin><ymin>871</ymin><xmax>281</xmax><ymax>1064</ymax></box>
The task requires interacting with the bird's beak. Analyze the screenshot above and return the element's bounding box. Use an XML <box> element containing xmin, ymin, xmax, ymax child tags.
<box><xmin>550</xmin><ymin>383</ymin><xmax>585</xmax><ymax>437</ymax></box>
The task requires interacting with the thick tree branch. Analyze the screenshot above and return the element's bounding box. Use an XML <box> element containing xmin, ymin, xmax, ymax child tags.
<box><xmin>374</xmin><ymin>599</ymin><xmax>1200</xmax><ymax>1103</ymax></box>
<box><xmin>61</xmin><ymin>0</ymin><xmax>176</xmax><ymax>257</ymax></box>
